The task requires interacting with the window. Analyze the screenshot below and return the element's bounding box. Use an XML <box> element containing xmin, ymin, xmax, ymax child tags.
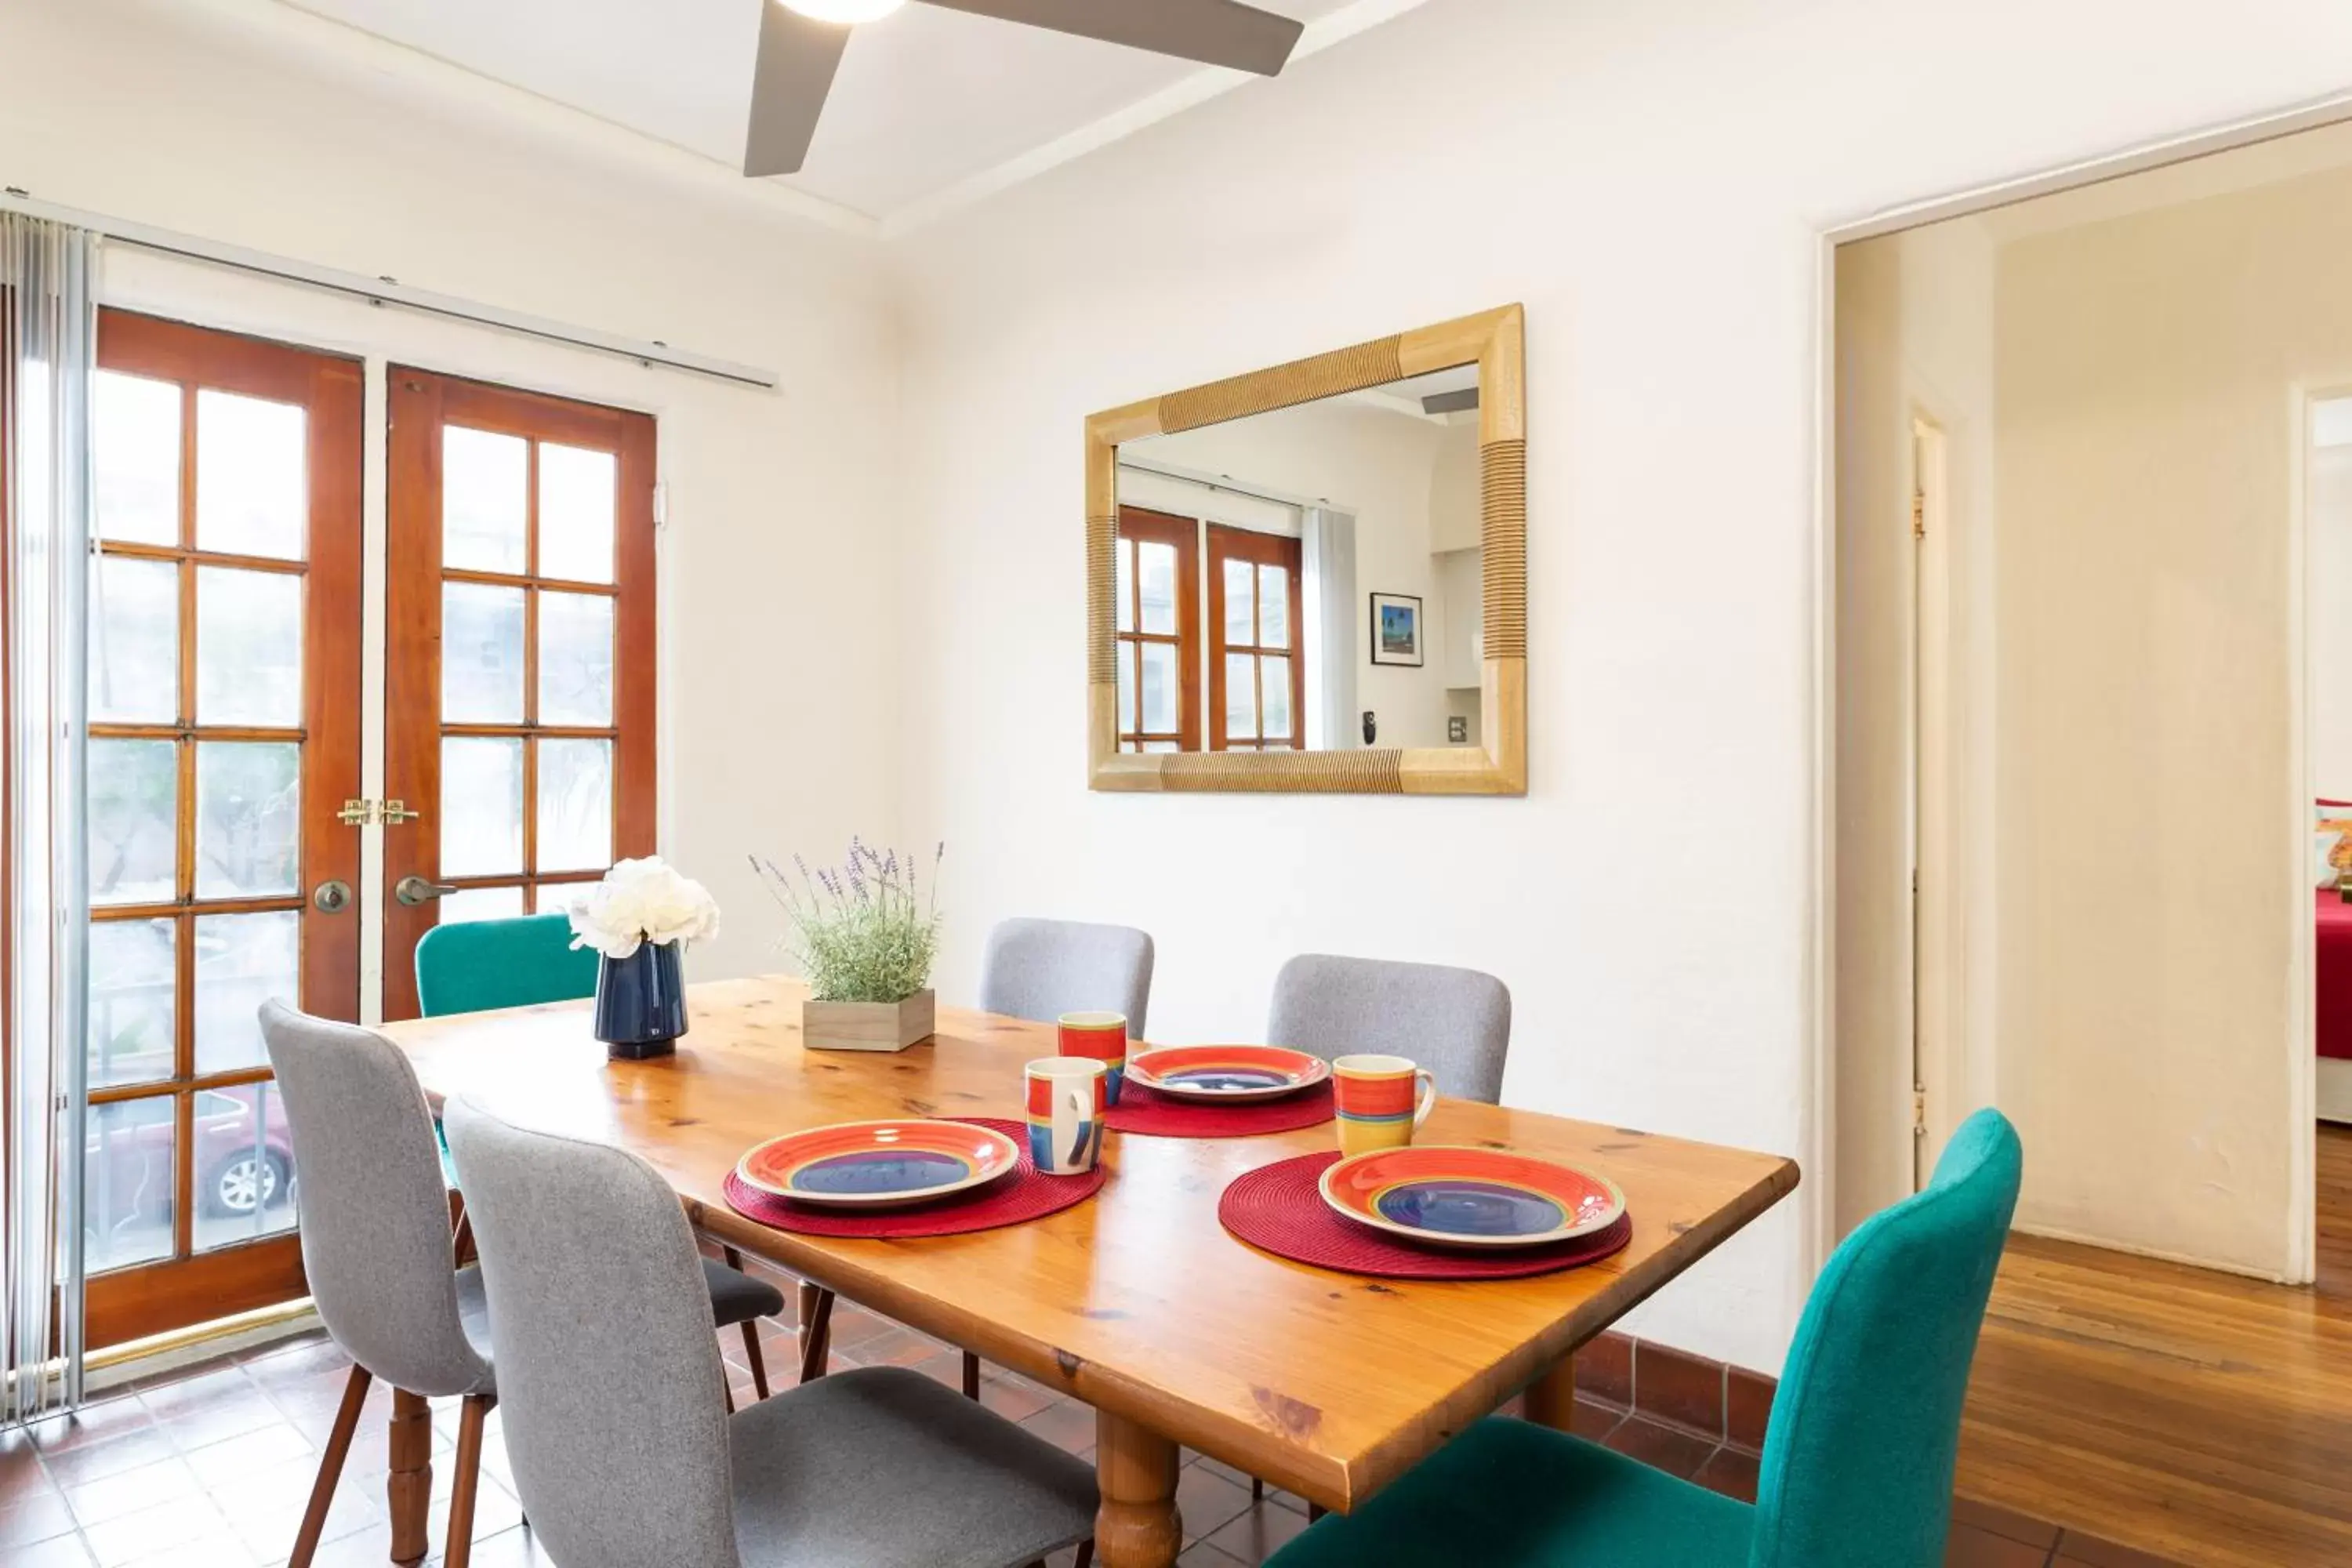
<box><xmin>1114</xmin><ymin>506</ymin><xmax>1201</xmax><ymax>751</ymax></box>
<box><xmin>1207</xmin><ymin>524</ymin><xmax>1305</xmax><ymax>752</ymax></box>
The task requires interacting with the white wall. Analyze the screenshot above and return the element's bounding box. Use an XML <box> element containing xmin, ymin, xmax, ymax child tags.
<box><xmin>1138</xmin><ymin>399</ymin><xmax>1460</xmax><ymax>748</ymax></box>
<box><xmin>1429</xmin><ymin>422</ymin><xmax>1481</xmax><ymax>554</ymax></box>
<box><xmin>1</xmin><ymin>0</ymin><xmax>904</xmax><ymax>998</ymax></box>
<box><xmin>1984</xmin><ymin>163</ymin><xmax>2352</xmax><ymax>1276</ymax></box>
<box><xmin>887</xmin><ymin>0</ymin><xmax>2352</xmax><ymax>1370</ymax></box>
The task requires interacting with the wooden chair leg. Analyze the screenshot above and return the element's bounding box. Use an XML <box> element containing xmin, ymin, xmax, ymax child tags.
<box><xmin>442</xmin><ymin>1393</ymin><xmax>495</xmax><ymax>1568</ymax></box>
<box><xmin>288</xmin><ymin>1364</ymin><xmax>371</xmax><ymax>1568</ymax></box>
<box><xmin>740</xmin><ymin>1320</ymin><xmax>772</xmax><ymax>1400</ymax></box>
<box><xmin>1252</xmin><ymin>1476</ymin><xmax>1265</xmax><ymax>1501</ymax></box>
<box><xmin>722</xmin><ymin>1246</ymin><xmax>773</xmax><ymax>1401</ymax></box>
<box><xmin>798</xmin><ymin>1283</ymin><xmax>833</xmax><ymax>1383</ymax></box>
<box><xmin>387</xmin><ymin>1388</ymin><xmax>434</xmax><ymax>1566</ymax></box>
<box><xmin>1073</xmin><ymin>1544</ymin><xmax>1094</xmax><ymax>1568</ymax></box>
<box><xmin>963</xmin><ymin>1350</ymin><xmax>982</xmax><ymax>1401</ymax></box>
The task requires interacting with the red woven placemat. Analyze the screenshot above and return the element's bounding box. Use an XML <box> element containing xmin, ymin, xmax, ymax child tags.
<box><xmin>1219</xmin><ymin>1151</ymin><xmax>1634</xmax><ymax>1279</ymax></box>
<box><xmin>1105</xmin><ymin>1080</ymin><xmax>1335</xmax><ymax>1138</ymax></box>
<box><xmin>720</xmin><ymin>1118</ymin><xmax>1105</xmax><ymax>1238</ymax></box>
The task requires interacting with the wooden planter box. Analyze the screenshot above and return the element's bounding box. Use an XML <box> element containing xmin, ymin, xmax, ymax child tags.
<box><xmin>803</xmin><ymin>990</ymin><xmax>937</xmax><ymax>1053</ymax></box>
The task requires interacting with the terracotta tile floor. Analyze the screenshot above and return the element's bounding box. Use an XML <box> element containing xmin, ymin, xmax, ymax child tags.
<box><xmin>0</xmin><ymin>1276</ymin><xmax>2175</xmax><ymax>1568</ymax></box>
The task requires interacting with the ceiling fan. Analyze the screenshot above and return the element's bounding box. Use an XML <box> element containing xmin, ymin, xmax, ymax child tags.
<box><xmin>745</xmin><ymin>0</ymin><xmax>1308</xmax><ymax>176</ymax></box>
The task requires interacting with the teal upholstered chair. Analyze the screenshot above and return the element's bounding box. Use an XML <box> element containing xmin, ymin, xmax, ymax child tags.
<box><xmin>415</xmin><ymin>912</ymin><xmax>599</xmax><ymax>1018</ymax></box>
<box><xmin>416</xmin><ymin>913</ymin><xmax>597</xmax><ymax>1188</ymax></box>
<box><xmin>1267</xmin><ymin>1108</ymin><xmax>2023</xmax><ymax>1568</ymax></box>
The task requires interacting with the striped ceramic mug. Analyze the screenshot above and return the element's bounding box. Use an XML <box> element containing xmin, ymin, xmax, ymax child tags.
<box><xmin>1025</xmin><ymin>1058</ymin><xmax>1108</xmax><ymax>1176</ymax></box>
<box><xmin>1057</xmin><ymin>1011</ymin><xmax>1130</xmax><ymax>1105</ymax></box>
<box><xmin>1331</xmin><ymin>1054</ymin><xmax>1438</xmax><ymax>1156</ymax></box>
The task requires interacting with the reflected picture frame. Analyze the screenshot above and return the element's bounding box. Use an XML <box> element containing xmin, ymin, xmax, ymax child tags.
<box><xmin>1369</xmin><ymin>593</ymin><xmax>1424</xmax><ymax>668</ymax></box>
<box><xmin>1084</xmin><ymin>303</ymin><xmax>1526</xmax><ymax>796</ymax></box>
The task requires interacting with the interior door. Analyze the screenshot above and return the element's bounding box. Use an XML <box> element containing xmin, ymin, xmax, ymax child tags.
<box><xmin>84</xmin><ymin>310</ymin><xmax>361</xmax><ymax>1348</ymax></box>
<box><xmin>383</xmin><ymin>368</ymin><xmax>655</xmax><ymax>1021</ymax></box>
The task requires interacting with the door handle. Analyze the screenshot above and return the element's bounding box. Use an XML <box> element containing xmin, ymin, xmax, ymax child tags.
<box><xmin>311</xmin><ymin>880</ymin><xmax>353</xmax><ymax>914</ymax></box>
<box><xmin>395</xmin><ymin>875</ymin><xmax>459</xmax><ymax>907</ymax></box>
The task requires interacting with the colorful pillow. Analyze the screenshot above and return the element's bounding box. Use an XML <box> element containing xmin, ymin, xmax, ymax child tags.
<box><xmin>2320</xmin><ymin>801</ymin><xmax>2352</xmax><ymax>889</ymax></box>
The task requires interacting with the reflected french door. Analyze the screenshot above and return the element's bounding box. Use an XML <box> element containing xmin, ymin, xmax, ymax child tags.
<box><xmin>382</xmin><ymin>369</ymin><xmax>655</xmax><ymax>1021</ymax></box>
<box><xmin>84</xmin><ymin>311</ymin><xmax>361</xmax><ymax>1348</ymax></box>
<box><xmin>1207</xmin><ymin>524</ymin><xmax>1305</xmax><ymax>752</ymax></box>
<box><xmin>1112</xmin><ymin>506</ymin><xmax>1202</xmax><ymax>752</ymax></box>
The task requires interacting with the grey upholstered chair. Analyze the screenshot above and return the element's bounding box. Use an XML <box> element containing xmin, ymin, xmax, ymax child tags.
<box><xmin>980</xmin><ymin>916</ymin><xmax>1157</xmax><ymax>1040</ymax></box>
<box><xmin>1251</xmin><ymin>953</ymin><xmax>1514</xmax><ymax>1504</ymax></box>
<box><xmin>259</xmin><ymin>1001</ymin><xmax>787</xmax><ymax>1568</ymax></box>
<box><xmin>443</xmin><ymin>1094</ymin><xmax>1100</xmax><ymax>1568</ymax></box>
<box><xmin>1268</xmin><ymin>953</ymin><xmax>1512</xmax><ymax>1104</ymax></box>
<box><xmin>803</xmin><ymin>916</ymin><xmax>1157</xmax><ymax>1401</ymax></box>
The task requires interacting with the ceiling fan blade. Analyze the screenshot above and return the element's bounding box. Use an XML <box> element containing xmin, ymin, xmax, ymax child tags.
<box><xmin>917</xmin><ymin>0</ymin><xmax>1305</xmax><ymax>76</ymax></box>
<box><xmin>742</xmin><ymin>2</ymin><xmax>851</xmax><ymax>177</ymax></box>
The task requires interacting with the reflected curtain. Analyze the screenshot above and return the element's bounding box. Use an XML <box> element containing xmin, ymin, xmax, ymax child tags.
<box><xmin>1301</xmin><ymin>507</ymin><xmax>1357</xmax><ymax>750</ymax></box>
<box><xmin>2</xmin><ymin>212</ymin><xmax>96</xmax><ymax>1424</ymax></box>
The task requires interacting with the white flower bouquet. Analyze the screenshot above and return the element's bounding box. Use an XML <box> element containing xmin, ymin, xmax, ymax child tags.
<box><xmin>567</xmin><ymin>857</ymin><xmax>720</xmax><ymax>961</ymax></box>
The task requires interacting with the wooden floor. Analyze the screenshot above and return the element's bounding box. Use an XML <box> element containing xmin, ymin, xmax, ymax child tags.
<box><xmin>1956</xmin><ymin>1123</ymin><xmax>2352</xmax><ymax>1567</ymax></box>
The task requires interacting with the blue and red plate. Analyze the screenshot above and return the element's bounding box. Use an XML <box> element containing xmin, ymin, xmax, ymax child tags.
<box><xmin>1318</xmin><ymin>1145</ymin><xmax>1627</xmax><ymax>1249</ymax></box>
<box><xmin>1125</xmin><ymin>1045</ymin><xmax>1331</xmax><ymax>1103</ymax></box>
<box><xmin>735</xmin><ymin>1120</ymin><xmax>1020</xmax><ymax>1209</ymax></box>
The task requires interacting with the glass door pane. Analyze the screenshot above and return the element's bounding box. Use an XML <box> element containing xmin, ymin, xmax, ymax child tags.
<box><xmin>81</xmin><ymin>310</ymin><xmax>362</xmax><ymax>1351</ymax></box>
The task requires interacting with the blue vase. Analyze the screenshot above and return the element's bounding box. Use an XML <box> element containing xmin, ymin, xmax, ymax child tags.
<box><xmin>596</xmin><ymin>942</ymin><xmax>687</xmax><ymax>1059</ymax></box>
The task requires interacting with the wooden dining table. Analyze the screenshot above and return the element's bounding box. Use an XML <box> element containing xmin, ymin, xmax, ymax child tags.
<box><xmin>383</xmin><ymin>975</ymin><xmax>1798</xmax><ymax>1568</ymax></box>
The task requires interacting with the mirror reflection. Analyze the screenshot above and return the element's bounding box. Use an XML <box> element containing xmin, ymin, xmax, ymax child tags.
<box><xmin>1114</xmin><ymin>364</ymin><xmax>1483</xmax><ymax>754</ymax></box>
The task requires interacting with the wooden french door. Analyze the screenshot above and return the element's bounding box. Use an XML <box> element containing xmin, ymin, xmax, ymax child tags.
<box><xmin>1112</xmin><ymin>506</ymin><xmax>1202</xmax><ymax>752</ymax></box>
<box><xmin>382</xmin><ymin>369</ymin><xmax>656</xmax><ymax>1021</ymax></box>
<box><xmin>1206</xmin><ymin>524</ymin><xmax>1305</xmax><ymax>752</ymax></box>
<box><xmin>84</xmin><ymin>311</ymin><xmax>361</xmax><ymax>1348</ymax></box>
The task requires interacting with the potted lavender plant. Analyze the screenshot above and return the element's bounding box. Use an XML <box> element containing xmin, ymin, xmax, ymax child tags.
<box><xmin>753</xmin><ymin>841</ymin><xmax>942</xmax><ymax>1053</ymax></box>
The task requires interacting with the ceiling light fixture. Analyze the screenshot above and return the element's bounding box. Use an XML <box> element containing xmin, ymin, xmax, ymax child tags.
<box><xmin>779</xmin><ymin>0</ymin><xmax>906</xmax><ymax>23</ymax></box>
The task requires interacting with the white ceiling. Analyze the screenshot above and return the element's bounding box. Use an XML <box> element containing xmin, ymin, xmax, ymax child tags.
<box><xmin>279</xmin><ymin>0</ymin><xmax>1381</xmax><ymax>225</ymax></box>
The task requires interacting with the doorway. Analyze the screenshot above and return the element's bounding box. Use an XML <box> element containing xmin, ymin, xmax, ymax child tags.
<box><xmin>1830</xmin><ymin>107</ymin><xmax>2352</xmax><ymax>1280</ymax></box>
<box><xmin>78</xmin><ymin>332</ymin><xmax>659</xmax><ymax>1349</ymax></box>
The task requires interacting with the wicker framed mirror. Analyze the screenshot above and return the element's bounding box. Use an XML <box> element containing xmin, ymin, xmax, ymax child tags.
<box><xmin>1086</xmin><ymin>303</ymin><xmax>1526</xmax><ymax>794</ymax></box>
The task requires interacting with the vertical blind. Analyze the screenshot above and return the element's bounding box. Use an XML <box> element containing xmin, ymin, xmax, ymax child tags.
<box><xmin>2</xmin><ymin>212</ymin><xmax>96</xmax><ymax>1423</ymax></box>
<box><xmin>1300</xmin><ymin>506</ymin><xmax>1358</xmax><ymax>750</ymax></box>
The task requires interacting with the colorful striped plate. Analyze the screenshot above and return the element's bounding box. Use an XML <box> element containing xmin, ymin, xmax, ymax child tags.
<box><xmin>735</xmin><ymin>1120</ymin><xmax>1021</xmax><ymax>1209</ymax></box>
<box><xmin>1127</xmin><ymin>1045</ymin><xmax>1332</xmax><ymax>1103</ymax></box>
<box><xmin>1318</xmin><ymin>1145</ymin><xmax>1627</xmax><ymax>1250</ymax></box>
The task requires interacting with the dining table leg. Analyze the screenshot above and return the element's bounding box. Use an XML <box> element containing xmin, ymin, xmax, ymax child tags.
<box><xmin>1094</xmin><ymin>1410</ymin><xmax>1183</xmax><ymax>1568</ymax></box>
<box><xmin>1523</xmin><ymin>1349</ymin><xmax>1578</xmax><ymax>1431</ymax></box>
